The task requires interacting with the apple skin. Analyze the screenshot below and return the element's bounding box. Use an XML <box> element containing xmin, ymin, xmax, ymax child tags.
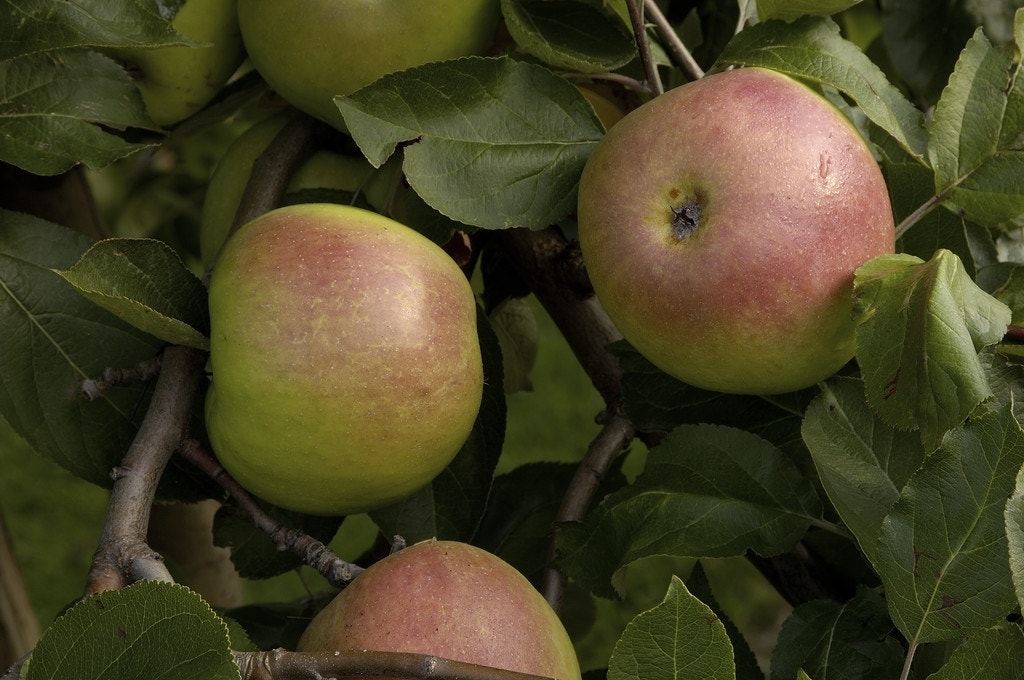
<box><xmin>297</xmin><ymin>539</ymin><xmax>582</xmax><ymax>680</ymax></box>
<box><xmin>237</xmin><ymin>0</ymin><xmax>501</xmax><ymax>130</ymax></box>
<box><xmin>109</xmin><ymin>0</ymin><xmax>245</xmax><ymax>127</ymax></box>
<box><xmin>577</xmin><ymin>67</ymin><xmax>896</xmax><ymax>395</ymax></box>
<box><xmin>204</xmin><ymin>204</ymin><xmax>483</xmax><ymax>516</ymax></box>
<box><xmin>199</xmin><ymin>111</ymin><xmax>399</xmax><ymax>265</ymax></box>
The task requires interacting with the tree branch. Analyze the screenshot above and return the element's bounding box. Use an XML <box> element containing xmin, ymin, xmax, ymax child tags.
<box><xmin>84</xmin><ymin>344</ymin><xmax>207</xmax><ymax>595</ymax></box>
<box><xmin>644</xmin><ymin>0</ymin><xmax>705</xmax><ymax>81</ymax></box>
<box><xmin>624</xmin><ymin>0</ymin><xmax>664</xmax><ymax>95</ymax></box>
<box><xmin>234</xmin><ymin>649</ymin><xmax>555</xmax><ymax>680</ymax></box>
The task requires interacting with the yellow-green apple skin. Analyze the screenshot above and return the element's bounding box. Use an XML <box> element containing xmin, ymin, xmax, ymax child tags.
<box><xmin>198</xmin><ymin>111</ymin><xmax>398</xmax><ymax>265</ymax></box>
<box><xmin>236</xmin><ymin>0</ymin><xmax>501</xmax><ymax>130</ymax></box>
<box><xmin>297</xmin><ymin>539</ymin><xmax>582</xmax><ymax>680</ymax></box>
<box><xmin>577</xmin><ymin>67</ymin><xmax>896</xmax><ymax>395</ymax></box>
<box><xmin>109</xmin><ymin>0</ymin><xmax>245</xmax><ymax>127</ymax></box>
<box><xmin>204</xmin><ymin>204</ymin><xmax>483</xmax><ymax>516</ymax></box>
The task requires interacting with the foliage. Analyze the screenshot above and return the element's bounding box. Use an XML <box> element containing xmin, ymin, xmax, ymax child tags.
<box><xmin>4</xmin><ymin>1</ymin><xmax>1024</xmax><ymax>679</ymax></box>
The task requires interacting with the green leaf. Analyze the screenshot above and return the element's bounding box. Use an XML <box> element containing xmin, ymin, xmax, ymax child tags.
<box><xmin>55</xmin><ymin>238</ymin><xmax>209</xmax><ymax>350</ymax></box>
<box><xmin>24</xmin><ymin>580</ymin><xmax>240</xmax><ymax>680</ymax></box>
<box><xmin>853</xmin><ymin>250</ymin><xmax>1011</xmax><ymax>451</ymax></box>
<box><xmin>926</xmin><ymin>624</ymin><xmax>1024</xmax><ymax>679</ymax></box>
<box><xmin>875</xmin><ymin>404</ymin><xmax>1024</xmax><ymax>643</ymax></box>
<box><xmin>556</xmin><ymin>424</ymin><xmax>822</xmax><ymax>598</ymax></box>
<box><xmin>714</xmin><ymin>15</ymin><xmax>928</xmax><ymax>161</ymax></box>
<box><xmin>335</xmin><ymin>56</ymin><xmax>604</xmax><ymax>230</ymax></box>
<box><xmin>758</xmin><ymin>0</ymin><xmax>864</xmax><ymax>22</ymax></box>
<box><xmin>769</xmin><ymin>587</ymin><xmax>903</xmax><ymax>680</ymax></box>
<box><xmin>370</xmin><ymin>307</ymin><xmax>506</xmax><ymax>544</ymax></box>
<box><xmin>0</xmin><ymin>0</ymin><xmax>195</xmax><ymax>60</ymax></box>
<box><xmin>0</xmin><ymin>209</ymin><xmax>164</xmax><ymax>487</ymax></box>
<box><xmin>801</xmin><ymin>377</ymin><xmax>925</xmax><ymax>566</ymax></box>
<box><xmin>607</xmin><ymin>576</ymin><xmax>735</xmax><ymax>680</ymax></box>
<box><xmin>927</xmin><ymin>12</ymin><xmax>1024</xmax><ymax>227</ymax></box>
<box><xmin>0</xmin><ymin>48</ymin><xmax>156</xmax><ymax>175</ymax></box>
<box><xmin>501</xmin><ymin>0</ymin><xmax>635</xmax><ymax>72</ymax></box>
<box><xmin>1006</xmin><ymin>460</ymin><xmax>1024</xmax><ymax>613</ymax></box>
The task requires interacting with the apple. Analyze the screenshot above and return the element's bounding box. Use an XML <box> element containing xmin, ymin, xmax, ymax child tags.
<box><xmin>236</xmin><ymin>0</ymin><xmax>502</xmax><ymax>130</ymax></box>
<box><xmin>108</xmin><ymin>0</ymin><xmax>246</xmax><ymax>127</ymax></box>
<box><xmin>576</xmin><ymin>67</ymin><xmax>896</xmax><ymax>395</ymax></box>
<box><xmin>199</xmin><ymin>111</ymin><xmax>400</xmax><ymax>265</ymax></box>
<box><xmin>297</xmin><ymin>539</ymin><xmax>582</xmax><ymax>680</ymax></box>
<box><xmin>204</xmin><ymin>204</ymin><xmax>483</xmax><ymax>516</ymax></box>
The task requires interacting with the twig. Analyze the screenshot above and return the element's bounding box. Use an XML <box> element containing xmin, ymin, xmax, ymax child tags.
<box><xmin>541</xmin><ymin>411</ymin><xmax>634</xmax><ymax>611</ymax></box>
<box><xmin>84</xmin><ymin>345</ymin><xmax>207</xmax><ymax>595</ymax></box>
<box><xmin>644</xmin><ymin>0</ymin><xmax>705</xmax><ymax>81</ymax></box>
<box><xmin>624</xmin><ymin>0</ymin><xmax>664</xmax><ymax>95</ymax></box>
<box><xmin>80</xmin><ymin>355</ymin><xmax>163</xmax><ymax>401</ymax></box>
<box><xmin>179</xmin><ymin>440</ymin><xmax>364</xmax><ymax>588</ymax></box>
<box><xmin>235</xmin><ymin>649</ymin><xmax>555</xmax><ymax>680</ymax></box>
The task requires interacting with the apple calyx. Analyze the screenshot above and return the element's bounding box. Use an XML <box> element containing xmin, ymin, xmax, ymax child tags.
<box><xmin>670</xmin><ymin>199</ymin><xmax>702</xmax><ymax>239</ymax></box>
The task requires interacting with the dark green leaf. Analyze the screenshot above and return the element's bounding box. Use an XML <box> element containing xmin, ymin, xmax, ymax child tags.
<box><xmin>758</xmin><ymin>0</ymin><xmax>863</xmax><ymax>22</ymax></box>
<box><xmin>715</xmin><ymin>15</ymin><xmax>928</xmax><ymax>161</ymax></box>
<box><xmin>557</xmin><ymin>424</ymin><xmax>822</xmax><ymax>598</ymax></box>
<box><xmin>336</xmin><ymin>56</ymin><xmax>604</xmax><ymax>230</ymax></box>
<box><xmin>853</xmin><ymin>250</ymin><xmax>1011</xmax><ymax>450</ymax></box>
<box><xmin>25</xmin><ymin>580</ymin><xmax>239</xmax><ymax>680</ymax></box>
<box><xmin>501</xmin><ymin>0</ymin><xmax>635</xmax><ymax>72</ymax></box>
<box><xmin>769</xmin><ymin>587</ymin><xmax>903</xmax><ymax>680</ymax></box>
<box><xmin>55</xmin><ymin>238</ymin><xmax>209</xmax><ymax>350</ymax></box>
<box><xmin>876</xmin><ymin>405</ymin><xmax>1024</xmax><ymax>643</ymax></box>
<box><xmin>926</xmin><ymin>623</ymin><xmax>1024</xmax><ymax>679</ymax></box>
<box><xmin>607</xmin><ymin>576</ymin><xmax>735</xmax><ymax>680</ymax></box>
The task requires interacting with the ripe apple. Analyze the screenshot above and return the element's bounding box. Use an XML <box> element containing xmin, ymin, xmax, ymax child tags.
<box><xmin>297</xmin><ymin>539</ymin><xmax>582</xmax><ymax>680</ymax></box>
<box><xmin>236</xmin><ymin>0</ymin><xmax>502</xmax><ymax>130</ymax></box>
<box><xmin>204</xmin><ymin>204</ymin><xmax>483</xmax><ymax>516</ymax></box>
<box><xmin>199</xmin><ymin>111</ymin><xmax>399</xmax><ymax>265</ymax></box>
<box><xmin>108</xmin><ymin>0</ymin><xmax>246</xmax><ymax>127</ymax></box>
<box><xmin>577</xmin><ymin>67</ymin><xmax>895</xmax><ymax>395</ymax></box>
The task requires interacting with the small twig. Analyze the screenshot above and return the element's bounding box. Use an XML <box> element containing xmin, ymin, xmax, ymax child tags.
<box><xmin>624</xmin><ymin>0</ymin><xmax>664</xmax><ymax>95</ymax></box>
<box><xmin>560</xmin><ymin>70</ymin><xmax>651</xmax><ymax>95</ymax></box>
<box><xmin>542</xmin><ymin>411</ymin><xmax>635</xmax><ymax>611</ymax></box>
<box><xmin>644</xmin><ymin>0</ymin><xmax>705</xmax><ymax>81</ymax></box>
<box><xmin>80</xmin><ymin>355</ymin><xmax>163</xmax><ymax>401</ymax></box>
<box><xmin>179</xmin><ymin>440</ymin><xmax>364</xmax><ymax>588</ymax></box>
<box><xmin>894</xmin><ymin>192</ymin><xmax>946</xmax><ymax>240</ymax></box>
<box><xmin>84</xmin><ymin>345</ymin><xmax>207</xmax><ymax>595</ymax></box>
<box><xmin>1004</xmin><ymin>325</ymin><xmax>1024</xmax><ymax>343</ymax></box>
<box><xmin>235</xmin><ymin>649</ymin><xmax>555</xmax><ymax>680</ymax></box>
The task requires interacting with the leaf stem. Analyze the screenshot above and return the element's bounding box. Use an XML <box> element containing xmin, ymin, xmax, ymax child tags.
<box><xmin>644</xmin><ymin>0</ymin><xmax>704</xmax><ymax>81</ymax></box>
<box><xmin>894</xmin><ymin>192</ymin><xmax>947</xmax><ymax>240</ymax></box>
<box><xmin>625</xmin><ymin>0</ymin><xmax>664</xmax><ymax>95</ymax></box>
<box><xmin>900</xmin><ymin>641</ymin><xmax>918</xmax><ymax>680</ymax></box>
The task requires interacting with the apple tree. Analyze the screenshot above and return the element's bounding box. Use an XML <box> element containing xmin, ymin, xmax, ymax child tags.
<box><xmin>3</xmin><ymin>1</ymin><xmax>1024</xmax><ymax>679</ymax></box>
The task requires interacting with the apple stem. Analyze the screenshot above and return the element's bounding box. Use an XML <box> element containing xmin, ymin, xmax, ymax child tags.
<box><xmin>624</xmin><ymin>0</ymin><xmax>664</xmax><ymax>95</ymax></box>
<box><xmin>643</xmin><ymin>0</ymin><xmax>705</xmax><ymax>81</ymax></box>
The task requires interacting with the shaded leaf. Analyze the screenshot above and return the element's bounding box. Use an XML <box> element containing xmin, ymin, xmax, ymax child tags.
<box><xmin>853</xmin><ymin>250</ymin><xmax>1011</xmax><ymax>451</ymax></box>
<box><xmin>24</xmin><ymin>580</ymin><xmax>239</xmax><ymax>680</ymax></box>
<box><xmin>55</xmin><ymin>238</ymin><xmax>209</xmax><ymax>350</ymax></box>
<box><xmin>607</xmin><ymin>576</ymin><xmax>735</xmax><ymax>680</ymax></box>
<box><xmin>758</xmin><ymin>0</ymin><xmax>864</xmax><ymax>22</ymax></box>
<box><xmin>876</xmin><ymin>404</ymin><xmax>1024</xmax><ymax>643</ymax></box>
<box><xmin>926</xmin><ymin>623</ymin><xmax>1024</xmax><ymax>679</ymax></box>
<box><xmin>715</xmin><ymin>15</ymin><xmax>928</xmax><ymax>161</ymax></box>
<box><xmin>336</xmin><ymin>56</ymin><xmax>604</xmax><ymax>230</ymax></box>
<box><xmin>557</xmin><ymin>424</ymin><xmax>822</xmax><ymax>598</ymax></box>
<box><xmin>501</xmin><ymin>0</ymin><xmax>635</xmax><ymax>72</ymax></box>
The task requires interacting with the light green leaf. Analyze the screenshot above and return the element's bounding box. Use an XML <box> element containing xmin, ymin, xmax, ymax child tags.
<box><xmin>335</xmin><ymin>56</ymin><xmax>605</xmax><ymax>230</ymax></box>
<box><xmin>714</xmin><ymin>15</ymin><xmax>927</xmax><ymax>161</ymax></box>
<box><xmin>926</xmin><ymin>624</ymin><xmax>1024</xmax><ymax>679</ymax></box>
<box><xmin>927</xmin><ymin>11</ymin><xmax>1024</xmax><ymax>227</ymax></box>
<box><xmin>758</xmin><ymin>0</ymin><xmax>864</xmax><ymax>22</ymax></box>
<box><xmin>501</xmin><ymin>0</ymin><xmax>635</xmax><ymax>72</ymax></box>
<box><xmin>607</xmin><ymin>576</ymin><xmax>735</xmax><ymax>680</ymax></box>
<box><xmin>25</xmin><ymin>580</ymin><xmax>239</xmax><ymax>680</ymax></box>
<box><xmin>55</xmin><ymin>238</ymin><xmax>209</xmax><ymax>350</ymax></box>
<box><xmin>769</xmin><ymin>587</ymin><xmax>903</xmax><ymax>680</ymax></box>
<box><xmin>853</xmin><ymin>250</ymin><xmax>1011</xmax><ymax>451</ymax></box>
<box><xmin>1006</xmin><ymin>461</ymin><xmax>1024</xmax><ymax>613</ymax></box>
<box><xmin>876</xmin><ymin>405</ymin><xmax>1024</xmax><ymax>643</ymax></box>
<box><xmin>0</xmin><ymin>48</ymin><xmax>156</xmax><ymax>175</ymax></box>
<box><xmin>557</xmin><ymin>423</ymin><xmax>822</xmax><ymax>598</ymax></box>
<box><xmin>801</xmin><ymin>377</ymin><xmax>925</xmax><ymax>566</ymax></box>
<box><xmin>0</xmin><ymin>0</ymin><xmax>194</xmax><ymax>60</ymax></box>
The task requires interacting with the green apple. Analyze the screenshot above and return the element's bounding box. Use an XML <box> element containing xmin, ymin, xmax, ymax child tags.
<box><xmin>108</xmin><ymin>0</ymin><xmax>246</xmax><ymax>127</ymax></box>
<box><xmin>297</xmin><ymin>539</ymin><xmax>582</xmax><ymax>680</ymax></box>
<box><xmin>236</xmin><ymin>0</ymin><xmax>502</xmax><ymax>130</ymax></box>
<box><xmin>198</xmin><ymin>111</ymin><xmax>400</xmax><ymax>265</ymax></box>
<box><xmin>204</xmin><ymin>204</ymin><xmax>483</xmax><ymax>516</ymax></box>
<box><xmin>577</xmin><ymin>67</ymin><xmax>895</xmax><ymax>395</ymax></box>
